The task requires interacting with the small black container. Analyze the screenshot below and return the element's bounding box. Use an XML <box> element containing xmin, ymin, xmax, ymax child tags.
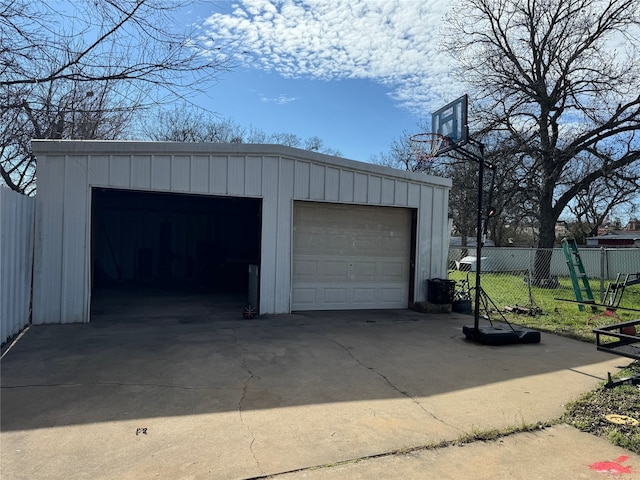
<box><xmin>452</xmin><ymin>299</ymin><xmax>472</xmax><ymax>313</ymax></box>
<box><xmin>427</xmin><ymin>278</ymin><xmax>456</xmax><ymax>304</ymax></box>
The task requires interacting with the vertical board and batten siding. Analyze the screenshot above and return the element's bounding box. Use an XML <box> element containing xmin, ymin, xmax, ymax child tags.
<box><xmin>31</xmin><ymin>141</ymin><xmax>451</xmax><ymax>323</ymax></box>
<box><xmin>1</xmin><ymin>187</ymin><xmax>35</xmax><ymax>344</ymax></box>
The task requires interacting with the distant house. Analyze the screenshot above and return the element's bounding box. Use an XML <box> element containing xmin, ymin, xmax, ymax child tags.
<box><xmin>555</xmin><ymin>221</ymin><xmax>570</xmax><ymax>239</ymax></box>
<box><xmin>586</xmin><ymin>219</ymin><xmax>640</xmax><ymax>248</ymax></box>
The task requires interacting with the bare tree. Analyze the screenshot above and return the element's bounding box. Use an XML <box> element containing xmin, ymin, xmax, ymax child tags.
<box><xmin>371</xmin><ymin>129</ymin><xmax>480</xmax><ymax>246</ymax></box>
<box><xmin>566</xmin><ymin>163</ymin><xmax>640</xmax><ymax>237</ymax></box>
<box><xmin>144</xmin><ymin>106</ymin><xmax>247</xmax><ymax>143</ymax></box>
<box><xmin>445</xmin><ymin>0</ymin><xmax>640</xmax><ymax>278</ymax></box>
<box><xmin>146</xmin><ymin>104</ymin><xmax>343</xmax><ymax>156</ymax></box>
<box><xmin>1</xmin><ymin>78</ymin><xmax>135</xmax><ymax>194</ymax></box>
<box><xmin>1</xmin><ymin>0</ymin><xmax>232</xmax><ymax>194</ymax></box>
<box><xmin>370</xmin><ymin>132</ymin><xmax>416</xmax><ymax>171</ymax></box>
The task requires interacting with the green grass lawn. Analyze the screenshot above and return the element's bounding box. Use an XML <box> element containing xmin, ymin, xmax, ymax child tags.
<box><xmin>447</xmin><ymin>270</ymin><xmax>639</xmax><ymax>453</ymax></box>
<box><xmin>448</xmin><ymin>270</ymin><xmax>640</xmax><ymax>342</ymax></box>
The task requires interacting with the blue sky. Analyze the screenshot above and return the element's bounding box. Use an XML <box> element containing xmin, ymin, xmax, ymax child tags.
<box><xmin>183</xmin><ymin>0</ymin><xmax>460</xmax><ymax>162</ymax></box>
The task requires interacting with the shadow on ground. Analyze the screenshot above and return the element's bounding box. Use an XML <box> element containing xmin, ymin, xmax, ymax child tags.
<box><xmin>1</xmin><ymin>293</ymin><xmax>625</xmax><ymax>433</ymax></box>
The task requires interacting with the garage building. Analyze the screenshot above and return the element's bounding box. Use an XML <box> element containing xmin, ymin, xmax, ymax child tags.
<box><xmin>32</xmin><ymin>141</ymin><xmax>451</xmax><ymax>323</ymax></box>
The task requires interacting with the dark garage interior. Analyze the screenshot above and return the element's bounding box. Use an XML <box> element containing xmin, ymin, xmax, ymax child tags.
<box><xmin>91</xmin><ymin>188</ymin><xmax>261</xmax><ymax>312</ymax></box>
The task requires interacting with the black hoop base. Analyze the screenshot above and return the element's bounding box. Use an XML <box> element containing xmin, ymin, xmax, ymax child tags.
<box><xmin>463</xmin><ymin>285</ymin><xmax>541</xmax><ymax>345</ymax></box>
<box><xmin>463</xmin><ymin>325</ymin><xmax>541</xmax><ymax>345</ymax></box>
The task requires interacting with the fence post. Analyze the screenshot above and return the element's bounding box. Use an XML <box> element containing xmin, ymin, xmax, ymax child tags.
<box><xmin>599</xmin><ymin>247</ymin><xmax>605</xmax><ymax>302</ymax></box>
<box><xmin>529</xmin><ymin>247</ymin><xmax>534</xmax><ymax>280</ymax></box>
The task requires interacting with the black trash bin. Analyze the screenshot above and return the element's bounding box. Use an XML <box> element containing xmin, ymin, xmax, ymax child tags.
<box><xmin>427</xmin><ymin>278</ymin><xmax>456</xmax><ymax>304</ymax></box>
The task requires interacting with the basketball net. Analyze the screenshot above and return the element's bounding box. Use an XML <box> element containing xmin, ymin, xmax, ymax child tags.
<box><xmin>409</xmin><ymin>133</ymin><xmax>450</xmax><ymax>171</ymax></box>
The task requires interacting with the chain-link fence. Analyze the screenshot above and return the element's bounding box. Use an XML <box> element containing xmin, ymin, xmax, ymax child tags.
<box><xmin>447</xmin><ymin>246</ymin><xmax>640</xmax><ymax>313</ymax></box>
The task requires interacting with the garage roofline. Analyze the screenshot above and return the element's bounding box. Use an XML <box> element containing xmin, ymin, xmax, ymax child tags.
<box><xmin>31</xmin><ymin>140</ymin><xmax>452</xmax><ymax>189</ymax></box>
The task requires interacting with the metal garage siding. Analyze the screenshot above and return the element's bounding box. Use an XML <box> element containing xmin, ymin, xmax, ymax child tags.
<box><xmin>31</xmin><ymin>141</ymin><xmax>451</xmax><ymax>321</ymax></box>
<box><xmin>291</xmin><ymin>202</ymin><xmax>411</xmax><ymax>310</ymax></box>
<box><xmin>33</xmin><ymin>155</ymin><xmax>66</xmax><ymax>324</ymax></box>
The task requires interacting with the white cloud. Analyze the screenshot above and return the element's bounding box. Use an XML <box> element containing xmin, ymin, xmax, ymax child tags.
<box><xmin>202</xmin><ymin>0</ymin><xmax>462</xmax><ymax>114</ymax></box>
<box><xmin>259</xmin><ymin>93</ymin><xmax>298</xmax><ymax>104</ymax></box>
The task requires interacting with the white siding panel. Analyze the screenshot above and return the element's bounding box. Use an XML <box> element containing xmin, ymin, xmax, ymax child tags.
<box><xmin>354</xmin><ymin>173</ymin><xmax>368</xmax><ymax>203</ymax></box>
<box><xmin>171</xmin><ymin>155</ymin><xmax>190</xmax><ymax>191</ymax></box>
<box><xmin>368</xmin><ymin>176</ymin><xmax>382</xmax><ymax>204</ymax></box>
<box><xmin>151</xmin><ymin>155</ymin><xmax>171</xmax><ymax>190</ymax></box>
<box><xmin>417</xmin><ymin>184</ymin><xmax>435</xmax><ymax>299</ymax></box>
<box><xmin>61</xmin><ymin>159</ymin><xmax>89</xmax><ymax>323</ymax></box>
<box><xmin>381</xmin><ymin>178</ymin><xmax>395</xmax><ymax>204</ymax></box>
<box><xmin>210</xmin><ymin>156</ymin><xmax>228</xmax><ymax>194</ymax></box>
<box><xmin>88</xmin><ymin>155</ymin><xmax>110</xmax><ymax>186</ymax></box>
<box><xmin>228</xmin><ymin>157</ymin><xmax>245</xmax><ymax>195</ymax></box>
<box><xmin>275</xmin><ymin>158</ymin><xmax>295</xmax><ymax>312</ymax></box>
<box><xmin>191</xmin><ymin>155</ymin><xmax>210</xmax><ymax>193</ymax></box>
<box><xmin>339</xmin><ymin>170</ymin><xmax>354</xmax><ymax>202</ymax></box>
<box><xmin>325</xmin><ymin>167</ymin><xmax>340</xmax><ymax>201</ymax></box>
<box><xmin>131</xmin><ymin>155</ymin><xmax>151</xmax><ymax>189</ymax></box>
<box><xmin>294</xmin><ymin>161</ymin><xmax>310</xmax><ymax>198</ymax></box>
<box><xmin>408</xmin><ymin>183</ymin><xmax>420</xmax><ymax>207</ymax></box>
<box><xmin>260</xmin><ymin>157</ymin><xmax>279</xmax><ymax>313</ymax></box>
<box><xmin>309</xmin><ymin>164</ymin><xmax>325</xmax><ymax>200</ymax></box>
<box><xmin>110</xmin><ymin>156</ymin><xmax>131</xmax><ymax>187</ymax></box>
<box><xmin>430</xmin><ymin>186</ymin><xmax>448</xmax><ymax>279</ymax></box>
<box><xmin>33</xmin><ymin>156</ymin><xmax>65</xmax><ymax>324</ymax></box>
<box><xmin>245</xmin><ymin>157</ymin><xmax>262</xmax><ymax>196</ymax></box>
<box><xmin>395</xmin><ymin>181</ymin><xmax>408</xmax><ymax>206</ymax></box>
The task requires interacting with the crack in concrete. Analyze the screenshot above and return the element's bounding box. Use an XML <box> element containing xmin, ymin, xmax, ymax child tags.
<box><xmin>323</xmin><ymin>334</ymin><xmax>465</xmax><ymax>434</ymax></box>
<box><xmin>235</xmin><ymin>330</ymin><xmax>264</xmax><ymax>476</ymax></box>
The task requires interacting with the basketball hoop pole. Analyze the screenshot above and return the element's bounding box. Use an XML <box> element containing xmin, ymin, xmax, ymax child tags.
<box><xmin>450</xmin><ymin>139</ymin><xmax>493</xmax><ymax>332</ymax></box>
<box><xmin>472</xmin><ymin>142</ymin><xmax>485</xmax><ymax>333</ymax></box>
<box><xmin>429</xmin><ymin>94</ymin><xmax>540</xmax><ymax>344</ymax></box>
<box><xmin>458</xmin><ymin>140</ymin><xmax>540</xmax><ymax>345</ymax></box>
<box><xmin>454</xmin><ymin>141</ymin><xmax>505</xmax><ymax>333</ymax></box>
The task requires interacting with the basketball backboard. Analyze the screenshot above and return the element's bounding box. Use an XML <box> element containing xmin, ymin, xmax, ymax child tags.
<box><xmin>431</xmin><ymin>94</ymin><xmax>468</xmax><ymax>154</ymax></box>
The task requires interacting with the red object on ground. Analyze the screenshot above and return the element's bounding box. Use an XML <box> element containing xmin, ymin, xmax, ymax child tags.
<box><xmin>589</xmin><ymin>455</ymin><xmax>633</xmax><ymax>474</ymax></box>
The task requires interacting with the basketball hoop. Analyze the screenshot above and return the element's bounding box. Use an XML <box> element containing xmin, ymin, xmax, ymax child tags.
<box><xmin>409</xmin><ymin>133</ymin><xmax>450</xmax><ymax>171</ymax></box>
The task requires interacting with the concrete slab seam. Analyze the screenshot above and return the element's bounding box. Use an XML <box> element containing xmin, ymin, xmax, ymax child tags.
<box><xmin>319</xmin><ymin>332</ymin><xmax>466</xmax><ymax>435</ymax></box>
<box><xmin>241</xmin><ymin>423</ymin><xmax>558</xmax><ymax>480</ymax></box>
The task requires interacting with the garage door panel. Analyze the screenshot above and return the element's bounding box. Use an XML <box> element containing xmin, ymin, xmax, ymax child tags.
<box><xmin>352</xmin><ymin>261</ymin><xmax>376</xmax><ymax>279</ymax></box>
<box><xmin>383</xmin><ymin>235</ymin><xmax>409</xmax><ymax>251</ymax></box>
<box><xmin>292</xmin><ymin>202</ymin><xmax>411</xmax><ymax>310</ymax></box>
<box><xmin>324</xmin><ymin>260</ymin><xmax>349</xmax><ymax>279</ymax></box>
<box><xmin>292</xmin><ymin>288</ymin><xmax>317</xmax><ymax>307</ymax></box>
<box><xmin>352</xmin><ymin>287</ymin><xmax>376</xmax><ymax>304</ymax></box>
<box><xmin>324</xmin><ymin>288</ymin><xmax>348</xmax><ymax>304</ymax></box>
<box><xmin>380</xmin><ymin>286</ymin><xmax>408</xmax><ymax>304</ymax></box>
<box><xmin>293</xmin><ymin>259</ymin><xmax>318</xmax><ymax>279</ymax></box>
<box><xmin>328</xmin><ymin>235</ymin><xmax>351</xmax><ymax>251</ymax></box>
<box><xmin>381</xmin><ymin>261</ymin><xmax>406</xmax><ymax>280</ymax></box>
<box><xmin>293</xmin><ymin>232</ymin><xmax>319</xmax><ymax>251</ymax></box>
<box><xmin>291</xmin><ymin>284</ymin><xmax>408</xmax><ymax>310</ymax></box>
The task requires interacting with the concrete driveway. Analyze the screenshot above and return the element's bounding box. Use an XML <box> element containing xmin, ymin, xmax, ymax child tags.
<box><xmin>1</xmin><ymin>305</ymin><xmax>636</xmax><ymax>479</ymax></box>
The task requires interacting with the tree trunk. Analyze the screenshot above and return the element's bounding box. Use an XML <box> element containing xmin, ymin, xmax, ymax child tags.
<box><xmin>533</xmin><ymin>194</ymin><xmax>559</xmax><ymax>282</ymax></box>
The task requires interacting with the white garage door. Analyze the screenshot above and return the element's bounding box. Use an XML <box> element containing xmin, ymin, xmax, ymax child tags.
<box><xmin>292</xmin><ymin>202</ymin><xmax>412</xmax><ymax>310</ymax></box>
